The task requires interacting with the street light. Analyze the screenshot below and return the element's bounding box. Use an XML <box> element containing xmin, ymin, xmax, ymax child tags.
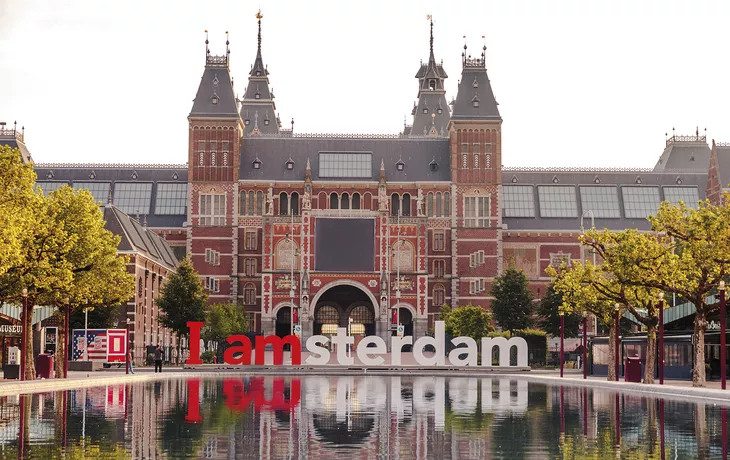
<box><xmin>580</xmin><ymin>210</ymin><xmax>598</xmax><ymax>341</ymax></box>
<box><xmin>20</xmin><ymin>288</ymin><xmax>27</xmax><ymax>381</ymax></box>
<box><xmin>64</xmin><ymin>298</ymin><xmax>70</xmax><ymax>379</ymax></box>
<box><xmin>614</xmin><ymin>303</ymin><xmax>621</xmax><ymax>381</ymax></box>
<box><xmin>658</xmin><ymin>291</ymin><xmax>665</xmax><ymax>385</ymax></box>
<box><xmin>719</xmin><ymin>281</ymin><xmax>727</xmax><ymax>390</ymax></box>
<box><xmin>582</xmin><ymin>310</ymin><xmax>588</xmax><ymax>380</ymax></box>
<box><xmin>559</xmin><ymin>310</ymin><xmax>565</xmax><ymax>378</ymax></box>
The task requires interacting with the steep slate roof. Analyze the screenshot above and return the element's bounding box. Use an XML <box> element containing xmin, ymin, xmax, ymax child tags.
<box><xmin>189</xmin><ymin>35</ymin><xmax>239</xmax><ymax>119</ymax></box>
<box><xmin>32</xmin><ymin>164</ymin><xmax>188</xmax><ymax>228</ymax></box>
<box><xmin>713</xmin><ymin>143</ymin><xmax>730</xmax><ymax>189</ymax></box>
<box><xmin>502</xmin><ymin>169</ymin><xmax>707</xmax><ymax>231</ymax></box>
<box><xmin>103</xmin><ymin>205</ymin><xmax>178</xmax><ymax>271</ymax></box>
<box><xmin>450</xmin><ymin>46</ymin><xmax>501</xmax><ymax>122</ymax></box>
<box><xmin>409</xmin><ymin>19</ymin><xmax>450</xmax><ymax>137</ymax></box>
<box><xmin>653</xmin><ymin>135</ymin><xmax>710</xmax><ymax>171</ymax></box>
<box><xmin>240</xmin><ymin>136</ymin><xmax>450</xmax><ymax>182</ymax></box>
<box><xmin>0</xmin><ymin>125</ymin><xmax>32</xmax><ymax>163</ymax></box>
<box><xmin>240</xmin><ymin>11</ymin><xmax>280</xmax><ymax>136</ymax></box>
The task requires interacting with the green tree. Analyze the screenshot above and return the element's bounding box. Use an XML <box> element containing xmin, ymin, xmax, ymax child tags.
<box><xmin>69</xmin><ymin>304</ymin><xmax>120</xmax><ymax>330</ymax></box>
<box><xmin>156</xmin><ymin>257</ymin><xmax>207</xmax><ymax>364</ymax></box>
<box><xmin>490</xmin><ymin>265</ymin><xmax>534</xmax><ymax>334</ymax></box>
<box><xmin>202</xmin><ymin>303</ymin><xmax>248</xmax><ymax>361</ymax></box>
<box><xmin>439</xmin><ymin>304</ymin><xmax>494</xmax><ymax>341</ymax></box>
<box><xmin>0</xmin><ymin>183</ymin><xmax>134</xmax><ymax>379</ymax></box>
<box><xmin>537</xmin><ymin>284</ymin><xmax>581</xmax><ymax>338</ymax></box>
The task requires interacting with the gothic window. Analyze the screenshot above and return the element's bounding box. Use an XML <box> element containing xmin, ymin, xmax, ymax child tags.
<box><xmin>434</xmin><ymin>260</ymin><xmax>445</xmax><ymax>278</ymax></box>
<box><xmin>256</xmin><ymin>191</ymin><xmax>263</xmax><ymax>215</ymax></box>
<box><xmin>239</xmin><ymin>192</ymin><xmax>246</xmax><ymax>216</ymax></box>
<box><xmin>391</xmin><ymin>241</ymin><xmax>414</xmax><ymax>272</ymax></box>
<box><xmin>433</xmin><ymin>284</ymin><xmax>445</xmax><ymax>307</ymax></box>
<box><xmin>435</xmin><ymin>193</ymin><xmax>442</xmax><ymax>217</ymax></box>
<box><xmin>401</xmin><ymin>193</ymin><xmax>411</xmax><ymax>216</ymax></box>
<box><xmin>391</xmin><ymin>194</ymin><xmax>400</xmax><ymax>217</ymax></box>
<box><xmin>464</xmin><ymin>196</ymin><xmax>489</xmax><ymax>228</ymax></box>
<box><xmin>433</xmin><ymin>231</ymin><xmax>445</xmax><ymax>251</ymax></box>
<box><xmin>199</xmin><ymin>194</ymin><xmax>225</xmax><ymax>226</ymax></box>
<box><xmin>246</xmin><ymin>191</ymin><xmax>255</xmax><ymax>215</ymax></box>
<box><xmin>290</xmin><ymin>192</ymin><xmax>300</xmax><ymax>215</ymax></box>
<box><xmin>351</xmin><ymin>193</ymin><xmax>361</xmax><ymax>210</ymax></box>
<box><xmin>444</xmin><ymin>192</ymin><xmax>450</xmax><ymax>216</ymax></box>
<box><xmin>243</xmin><ymin>283</ymin><xmax>256</xmax><ymax>305</ymax></box>
<box><xmin>244</xmin><ymin>258</ymin><xmax>256</xmax><ymax>276</ymax></box>
<box><xmin>275</xmin><ymin>239</ymin><xmax>299</xmax><ymax>270</ymax></box>
<box><xmin>341</xmin><ymin>192</ymin><xmax>350</xmax><ymax>209</ymax></box>
<box><xmin>279</xmin><ymin>192</ymin><xmax>289</xmax><ymax>215</ymax></box>
<box><xmin>330</xmin><ymin>192</ymin><xmax>339</xmax><ymax>209</ymax></box>
<box><xmin>429</xmin><ymin>79</ymin><xmax>436</xmax><ymax>90</ymax></box>
<box><xmin>427</xmin><ymin>192</ymin><xmax>434</xmax><ymax>217</ymax></box>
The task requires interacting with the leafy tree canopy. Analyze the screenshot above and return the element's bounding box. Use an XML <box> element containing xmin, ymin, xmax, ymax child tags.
<box><xmin>489</xmin><ymin>265</ymin><xmax>534</xmax><ymax>333</ymax></box>
<box><xmin>157</xmin><ymin>257</ymin><xmax>207</xmax><ymax>338</ymax></box>
<box><xmin>537</xmin><ymin>284</ymin><xmax>581</xmax><ymax>338</ymax></box>
<box><xmin>203</xmin><ymin>303</ymin><xmax>248</xmax><ymax>343</ymax></box>
<box><xmin>439</xmin><ymin>304</ymin><xmax>494</xmax><ymax>341</ymax></box>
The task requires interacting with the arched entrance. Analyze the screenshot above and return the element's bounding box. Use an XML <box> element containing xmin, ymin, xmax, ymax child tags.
<box><xmin>275</xmin><ymin>306</ymin><xmax>291</xmax><ymax>338</ymax></box>
<box><xmin>313</xmin><ymin>285</ymin><xmax>377</xmax><ymax>337</ymax></box>
<box><xmin>397</xmin><ymin>307</ymin><xmax>414</xmax><ymax>351</ymax></box>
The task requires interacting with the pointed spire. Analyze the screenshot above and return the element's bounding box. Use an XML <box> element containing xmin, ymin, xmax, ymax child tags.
<box><xmin>305</xmin><ymin>158</ymin><xmax>311</xmax><ymax>181</ymax></box>
<box><xmin>205</xmin><ymin>29</ymin><xmax>209</xmax><ymax>61</ymax></box>
<box><xmin>226</xmin><ymin>30</ymin><xmax>230</xmax><ymax>64</ymax></box>
<box><xmin>428</xmin><ymin>14</ymin><xmax>435</xmax><ymax>65</ymax></box>
<box><xmin>250</xmin><ymin>10</ymin><xmax>266</xmax><ymax>77</ymax></box>
<box><xmin>380</xmin><ymin>158</ymin><xmax>386</xmax><ymax>179</ymax></box>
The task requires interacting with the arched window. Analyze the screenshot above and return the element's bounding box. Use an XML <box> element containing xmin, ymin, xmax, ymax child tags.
<box><xmin>243</xmin><ymin>283</ymin><xmax>256</xmax><ymax>305</ymax></box>
<box><xmin>433</xmin><ymin>284</ymin><xmax>445</xmax><ymax>307</ymax></box>
<box><xmin>239</xmin><ymin>192</ymin><xmax>246</xmax><ymax>216</ymax></box>
<box><xmin>341</xmin><ymin>192</ymin><xmax>350</xmax><ymax>209</ymax></box>
<box><xmin>275</xmin><ymin>239</ymin><xmax>298</xmax><ymax>270</ymax></box>
<box><xmin>248</xmin><ymin>191</ymin><xmax>255</xmax><ymax>216</ymax></box>
<box><xmin>363</xmin><ymin>193</ymin><xmax>372</xmax><ymax>210</ymax></box>
<box><xmin>391</xmin><ymin>194</ymin><xmax>400</xmax><ymax>217</ymax></box>
<box><xmin>318</xmin><ymin>192</ymin><xmax>327</xmax><ymax>210</ymax></box>
<box><xmin>290</xmin><ymin>192</ymin><xmax>299</xmax><ymax>216</ymax></box>
<box><xmin>435</xmin><ymin>193</ymin><xmax>442</xmax><ymax>217</ymax></box>
<box><xmin>330</xmin><ymin>193</ymin><xmax>339</xmax><ymax>209</ymax></box>
<box><xmin>352</xmin><ymin>193</ymin><xmax>361</xmax><ymax>210</ymax></box>
<box><xmin>444</xmin><ymin>192</ymin><xmax>450</xmax><ymax>216</ymax></box>
<box><xmin>402</xmin><ymin>193</ymin><xmax>411</xmax><ymax>216</ymax></box>
<box><xmin>427</xmin><ymin>192</ymin><xmax>434</xmax><ymax>217</ymax></box>
<box><xmin>349</xmin><ymin>305</ymin><xmax>374</xmax><ymax>324</ymax></box>
<box><xmin>391</xmin><ymin>241</ymin><xmax>414</xmax><ymax>271</ymax></box>
<box><xmin>279</xmin><ymin>192</ymin><xmax>289</xmax><ymax>215</ymax></box>
<box><xmin>315</xmin><ymin>305</ymin><xmax>340</xmax><ymax>326</ymax></box>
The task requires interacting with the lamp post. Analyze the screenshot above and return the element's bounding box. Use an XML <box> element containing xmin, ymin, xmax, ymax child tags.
<box><xmin>583</xmin><ymin>311</ymin><xmax>588</xmax><ymax>380</ymax></box>
<box><xmin>64</xmin><ymin>298</ymin><xmax>70</xmax><ymax>379</ymax></box>
<box><xmin>559</xmin><ymin>310</ymin><xmax>565</xmax><ymax>378</ymax></box>
<box><xmin>720</xmin><ymin>281</ymin><xmax>727</xmax><ymax>390</ymax></box>
<box><xmin>391</xmin><ymin>213</ymin><xmax>404</xmax><ymax>331</ymax></box>
<box><xmin>126</xmin><ymin>318</ymin><xmax>131</xmax><ymax>375</ymax></box>
<box><xmin>20</xmin><ymin>288</ymin><xmax>27</xmax><ymax>381</ymax></box>
<box><xmin>658</xmin><ymin>291</ymin><xmax>665</xmax><ymax>385</ymax></box>
<box><xmin>580</xmin><ymin>210</ymin><xmax>598</xmax><ymax>335</ymax></box>
<box><xmin>614</xmin><ymin>303</ymin><xmax>621</xmax><ymax>381</ymax></box>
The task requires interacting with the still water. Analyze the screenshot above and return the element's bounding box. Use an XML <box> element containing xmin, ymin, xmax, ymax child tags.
<box><xmin>0</xmin><ymin>376</ymin><xmax>728</xmax><ymax>459</ymax></box>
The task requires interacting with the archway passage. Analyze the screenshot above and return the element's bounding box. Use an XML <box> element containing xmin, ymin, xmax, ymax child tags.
<box><xmin>398</xmin><ymin>308</ymin><xmax>413</xmax><ymax>351</ymax></box>
<box><xmin>314</xmin><ymin>285</ymin><xmax>376</xmax><ymax>336</ymax></box>
<box><xmin>275</xmin><ymin>307</ymin><xmax>291</xmax><ymax>338</ymax></box>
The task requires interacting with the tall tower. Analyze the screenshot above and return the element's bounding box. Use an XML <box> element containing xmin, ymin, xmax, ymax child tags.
<box><xmin>188</xmin><ymin>31</ymin><xmax>243</xmax><ymax>303</ymax></box>
<box><xmin>408</xmin><ymin>16</ymin><xmax>450</xmax><ymax>137</ymax></box>
<box><xmin>448</xmin><ymin>39</ymin><xmax>502</xmax><ymax>308</ymax></box>
<box><xmin>240</xmin><ymin>11</ymin><xmax>281</xmax><ymax>136</ymax></box>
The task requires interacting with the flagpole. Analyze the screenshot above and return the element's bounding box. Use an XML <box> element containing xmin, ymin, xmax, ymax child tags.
<box><xmin>84</xmin><ymin>307</ymin><xmax>88</xmax><ymax>361</ymax></box>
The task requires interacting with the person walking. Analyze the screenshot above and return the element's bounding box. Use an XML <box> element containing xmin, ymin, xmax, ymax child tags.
<box><xmin>154</xmin><ymin>345</ymin><xmax>163</xmax><ymax>373</ymax></box>
<box><xmin>127</xmin><ymin>349</ymin><xmax>135</xmax><ymax>375</ymax></box>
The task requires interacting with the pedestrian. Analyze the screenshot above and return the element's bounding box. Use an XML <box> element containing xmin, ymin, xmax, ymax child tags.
<box><xmin>127</xmin><ymin>349</ymin><xmax>135</xmax><ymax>375</ymax></box>
<box><xmin>576</xmin><ymin>354</ymin><xmax>582</xmax><ymax>369</ymax></box>
<box><xmin>154</xmin><ymin>345</ymin><xmax>163</xmax><ymax>373</ymax></box>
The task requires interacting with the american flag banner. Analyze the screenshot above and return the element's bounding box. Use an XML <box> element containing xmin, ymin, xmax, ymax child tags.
<box><xmin>72</xmin><ymin>329</ymin><xmax>108</xmax><ymax>361</ymax></box>
<box><xmin>104</xmin><ymin>385</ymin><xmax>126</xmax><ymax>419</ymax></box>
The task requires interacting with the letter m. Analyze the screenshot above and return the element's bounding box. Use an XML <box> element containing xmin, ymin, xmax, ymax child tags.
<box><xmin>480</xmin><ymin>337</ymin><xmax>528</xmax><ymax>367</ymax></box>
<box><xmin>254</xmin><ymin>335</ymin><xmax>302</xmax><ymax>365</ymax></box>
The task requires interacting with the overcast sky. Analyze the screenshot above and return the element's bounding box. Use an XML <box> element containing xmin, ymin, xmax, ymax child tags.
<box><xmin>1</xmin><ymin>0</ymin><xmax>728</xmax><ymax>168</ymax></box>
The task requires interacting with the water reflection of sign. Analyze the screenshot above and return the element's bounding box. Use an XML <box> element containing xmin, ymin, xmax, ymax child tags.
<box><xmin>0</xmin><ymin>324</ymin><xmax>22</xmax><ymax>335</ymax></box>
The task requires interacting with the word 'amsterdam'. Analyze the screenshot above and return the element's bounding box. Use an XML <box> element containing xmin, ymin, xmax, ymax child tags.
<box><xmin>186</xmin><ymin>321</ymin><xmax>529</xmax><ymax>367</ymax></box>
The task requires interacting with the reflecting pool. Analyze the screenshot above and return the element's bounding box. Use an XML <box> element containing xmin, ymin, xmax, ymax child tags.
<box><xmin>0</xmin><ymin>376</ymin><xmax>728</xmax><ymax>459</ymax></box>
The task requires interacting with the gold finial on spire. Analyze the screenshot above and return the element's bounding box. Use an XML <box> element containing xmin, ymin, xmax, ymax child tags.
<box><xmin>256</xmin><ymin>10</ymin><xmax>263</xmax><ymax>19</ymax></box>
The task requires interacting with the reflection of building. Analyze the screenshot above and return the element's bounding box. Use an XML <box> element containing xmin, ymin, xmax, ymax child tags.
<box><xmin>16</xmin><ymin>13</ymin><xmax>727</xmax><ymax>345</ymax></box>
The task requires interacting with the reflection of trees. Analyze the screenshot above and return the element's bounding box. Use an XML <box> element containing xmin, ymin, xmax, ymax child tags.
<box><xmin>312</xmin><ymin>412</ymin><xmax>375</xmax><ymax>447</ymax></box>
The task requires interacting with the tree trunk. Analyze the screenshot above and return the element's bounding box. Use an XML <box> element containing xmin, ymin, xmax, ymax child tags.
<box><xmin>54</xmin><ymin>308</ymin><xmax>67</xmax><ymax>379</ymax></box>
<box><xmin>644</xmin><ymin>326</ymin><xmax>657</xmax><ymax>384</ymax></box>
<box><xmin>692</xmin><ymin>310</ymin><xmax>707</xmax><ymax>387</ymax></box>
<box><xmin>608</xmin><ymin>324</ymin><xmax>617</xmax><ymax>381</ymax></box>
<box><xmin>23</xmin><ymin>301</ymin><xmax>35</xmax><ymax>380</ymax></box>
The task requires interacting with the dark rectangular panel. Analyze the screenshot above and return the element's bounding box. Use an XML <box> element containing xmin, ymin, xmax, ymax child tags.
<box><xmin>315</xmin><ymin>218</ymin><xmax>375</xmax><ymax>272</ymax></box>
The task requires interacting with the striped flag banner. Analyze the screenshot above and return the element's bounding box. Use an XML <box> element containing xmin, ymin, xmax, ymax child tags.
<box><xmin>72</xmin><ymin>329</ymin><xmax>108</xmax><ymax>362</ymax></box>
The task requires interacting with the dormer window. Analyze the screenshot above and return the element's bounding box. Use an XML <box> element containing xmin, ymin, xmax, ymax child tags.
<box><xmin>429</xmin><ymin>159</ymin><xmax>439</xmax><ymax>172</ymax></box>
<box><xmin>264</xmin><ymin>119</ymin><xmax>270</xmax><ymax>126</ymax></box>
<box><xmin>429</xmin><ymin>79</ymin><xmax>436</xmax><ymax>90</ymax></box>
<box><xmin>472</xmin><ymin>100</ymin><xmax>480</xmax><ymax>108</ymax></box>
<box><xmin>211</xmin><ymin>94</ymin><xmax>219</xmax><ymax>105</ymax></box>
<box><xmin>286</xmin><ymin>158</ymin><xmax>295</xmax><ymax>170</ymax></box>
<box><xmin>253</xmin><ymin>158</ymin><xmax>262</xmax><ymax>169</ymax></box>
<box><xmin>422</xmin><ymin>108</ymin><xmax>428</xmax><ymax>114</ymax></box>
<box><xmin>244</xmin><ymin>119</ymin><xmax>251</xmax><ymax>125</ymax></box>
<box><xmin>437</xmin><ymin>107</ymin><xmax>443</xmax><ymax>114</ymax></box>
<box><xmin>255</xmin><ymin>93</ymin><xmax>261</xmax><ymax>100</ymax></box>
<box><xmin>256</xmin><ymin>70</ymin><xmax>261</xmax><ymax>76</ymax></box>
<box><xmin>396</xmin><ymin>159</ymin><xmax>405</xmax><ymax>171</ymax></box>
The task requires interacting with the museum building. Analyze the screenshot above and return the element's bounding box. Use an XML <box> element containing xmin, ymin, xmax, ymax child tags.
<box><xmin>6</xmin><ymin>14</ymin><xmax>730</xmax><ymax>345</ymax></box>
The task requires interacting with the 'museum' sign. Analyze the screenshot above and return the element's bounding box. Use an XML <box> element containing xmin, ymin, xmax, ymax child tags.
<box><xmin>186</xmin><ymin>321</ymin><xmax>528</xmax><ymax>367</ymax></box>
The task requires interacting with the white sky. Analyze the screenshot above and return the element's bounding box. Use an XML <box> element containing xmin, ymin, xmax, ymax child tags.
<box><xmin>1</xmin><ymin>0</ymin><xmax>728</xmax><ymax>168</ymax></box>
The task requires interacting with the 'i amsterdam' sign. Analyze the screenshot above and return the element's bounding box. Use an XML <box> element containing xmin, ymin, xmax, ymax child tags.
<box><xmin>186</xmin><ymin>321</ymin><xmax>529</xmax><ymax>367</ymax></box>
